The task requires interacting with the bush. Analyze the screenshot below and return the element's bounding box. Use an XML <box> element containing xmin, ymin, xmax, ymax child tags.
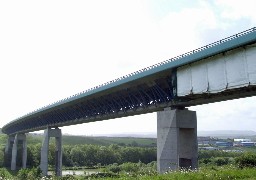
<box><xmin>200</xmin><ymin>158</ymin><xmax>212</xmax><ymax>165</ymax></box>
<box><xmin>213</xmin><ymin>157</ymin><xmax>229</xmax><ymax>166</ymax></box>
<box><xmin>17</xmin><ymin>167</ymin><xmax>42</xmax><ymax>180</ymax></box>
<box><xmin>236</xmin><ymin>152</ymin><xmax>256</xmax><ymax>168</ymax></box>
<box><xmin>120</xmin><ymin>162</ymin><xmax>139</xmax><ymax>173</ymax></box>
<box><xmin>85</xmin><ymin>172</ymin><xmax>119</xmax><ymax>179</ymax></box>
<box><xmin>104</xmin><ymin>161</ymin><xmax>157</xmax><ymax>177</ymax></box>
<box><xmin>28</xmin><ymin>167</ymin><xmax>42</xmax><ymax>179</ymax></box>
<box><xmin>0</xmin><ymin>168</ymin><xmax>12</xmax><ymax>179</ymax></box>
<box><xmin>60</xmin><ymin>174</ymin><xmax>76</xmax><ymax>180</ymax></box>
<box><xmin>17</xmin><ymin>168</ymin><xmax>31</xmax><ymax>180</ymax></box>
<box><xmin>106</xmin><ymin>163</ymin><xmax>121</xmax><ymax>174</ymax></box>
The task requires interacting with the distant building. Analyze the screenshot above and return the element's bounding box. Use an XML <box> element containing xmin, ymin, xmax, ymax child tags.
<box><xmin>234</xmin><ymin>139</ymin><xmax>252</xmax><ymax>146</ymax></box>
<box><xmin>215</xmin><ymin>141</ymin><xmax>233</xmax><ymax>147</ymax></box>
<box><xmin>198</xmin><ymin>136</ymin><xmax>217</xmax><ymax>146</ymax></box>
<box><xmin>199</xmin><ymin>147</ymin><xmax>219</xmax><ymax>151</ymax></box>
<box><xmin>241</xmin><ymin>142</ymin><xmax>255</xmax><ymax>147</ymax></box>
<box><xmin>198</xmin><ymin>136</ymin><xmax>211</xmax><ymax>141</ymax></box>
<box><xmin>234</xmin><ymin>139</ymin><xmax>251</xmax><ymax>142</ymax></box>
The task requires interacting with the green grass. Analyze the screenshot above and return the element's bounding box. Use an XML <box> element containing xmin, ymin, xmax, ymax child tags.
<box><xmin>3</xmin><ymin>167</ymin><xmax>256</xmax><ymax>180</ymax></box>
<box><xmin>101</xmin><ymin>166</ymin><xmax>256</xmax><ymax>180</ymax></box>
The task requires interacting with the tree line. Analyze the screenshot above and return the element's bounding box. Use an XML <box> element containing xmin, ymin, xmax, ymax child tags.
<box><xmin>3</xmin><ymin>143</ymin><xmax>156</xmax><ymax>168</ymax></box>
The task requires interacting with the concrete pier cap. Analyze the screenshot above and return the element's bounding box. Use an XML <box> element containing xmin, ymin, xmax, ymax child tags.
<box><xmin>157</xmin><ymin>107</ymin><xmax>198</xmax><ymax>173</ymax></box>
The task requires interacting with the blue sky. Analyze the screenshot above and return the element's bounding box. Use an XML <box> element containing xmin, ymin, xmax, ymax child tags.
<box><xmin>0</xmin><ymin>0</ymin><xmax>256</xmax><ymax>135</ymax></box>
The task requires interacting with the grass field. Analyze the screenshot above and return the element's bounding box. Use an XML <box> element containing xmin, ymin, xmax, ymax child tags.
<box><xmin>0</xmin><ymin>165</ymin><xmax>254</xmax><ymax>180</ymax></box>
<box><xmin>4</xmin><ymin>165</ymin><xmax>256</xmax><ymax>180</ymax></box>
<box><xmin>104</xmin><ymin>167</ymin><xmax>256</xmax><ymax>180</ymax></box>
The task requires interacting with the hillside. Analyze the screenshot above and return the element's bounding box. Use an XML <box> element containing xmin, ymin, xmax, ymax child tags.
<box><xmin>2</xmin><ymin>130</ymin><xmax>256</xmax><ymax>148</ymax></box>
<box><xmin>27</xmin><ymin>133</ymin><xmax>157</xmax><ymax>147</ymax></box>
<box><xmin>198</xmin><ymin>130</ymin><xmax>256</xmax><ymax>138</ymax></box>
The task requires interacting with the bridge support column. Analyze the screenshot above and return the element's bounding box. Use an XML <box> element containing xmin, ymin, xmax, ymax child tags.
<box><xmin>11</xmin><ymin>133</ymin><xmax>27</xmax><ymax>170</ymax></box>
<box><xmin>40</xmin><ymin>127</ymin><xmax>62</xmax><ymax>177</ymax></box>
<box><xmin>5</xmin><ymin>136</ymin><xmax>14</xmax><ymax>168</ymax></box>
<box><xmin>157</xmin><ymin>108</ymin><xmax>198</xmax><ymax>173</ymax></box>
<box><xmin>22</xmin><ymin>135</ymin><xmax>27</xmax><ymax>169</ymax></box>
<box><xmin>5</xmin><ymin>136</ymin><xmax>14</xmax><ymax>154</ymax></box>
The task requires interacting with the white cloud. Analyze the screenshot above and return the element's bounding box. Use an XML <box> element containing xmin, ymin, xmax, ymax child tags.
<box><xmin>157</xmin><ymin>3</ymin><xmax>218</xmax><ymax>55</ymax></box>
<box><xmin>215</xmin><ymin>0</ymin><xmax>256</xmax><ymax>24</ymax></box>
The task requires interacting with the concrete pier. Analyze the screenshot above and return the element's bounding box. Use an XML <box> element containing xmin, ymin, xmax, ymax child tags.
<box><xmin>157</xmin><ymin>108</ymin><xmax>198</xmax><ymax>173</ymax></box>
<box><xmin>22</xmin><ymin>135</ymin><xmax>27</xmax><ymax>169</ymax></box>
<box><xmin>5</xmin><ymin>136</ymin><xmax>14</xmax><ymax>154</ymax></box>
<box><xmin>40</xmin><ymin>127</ymin><xmax>62</xmax><ymax>177</ymax></box>
<box><xmin>11</xmin><ymin>135</ymin><xmax>18</xmax><ymax>170</ymax></box>
<box><xmin>10</xmin><ymin>133</ymin><xmax>27</xmax><ymax>170</ymax></box>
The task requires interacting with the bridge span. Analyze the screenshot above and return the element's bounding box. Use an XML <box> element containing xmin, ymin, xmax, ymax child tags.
<box><xmin>2</xmin><ymin>27</ymin><xmax>256</xmax><ymax>176</ymax></box>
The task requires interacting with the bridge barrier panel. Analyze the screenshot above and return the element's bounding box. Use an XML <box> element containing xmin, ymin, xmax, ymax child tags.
<box><xmin>177</xmin><ymin>43</ymin><xmax>256</xmax><ymax>96</ymax></box>
<box><xmin>225</xmin><ymin>48</ymin><xmax>249</xmax><ymax>88</ymax></box>
<box><xmin>176</xmin><ymin>65</ymin><xmax>192</xmax><ymax>96</ymax></box>
<box><xmin>207</xmin><ymin>54</ymin><xmax>227</xmax><ymax>93</ymax></box>
<box><xmin>247</xmin><ymin>44</ymin><xmax>256</xmax><ymax>85</ymax></box>
<box><xmin>190</xmin><ymin>61</ymin><xmax>208</xmax><ymax>94</ymax></box>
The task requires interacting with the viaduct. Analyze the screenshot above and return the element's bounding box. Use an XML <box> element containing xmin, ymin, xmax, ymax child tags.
<box><xmin>2</xmin><ymin>27</ymin><xmax>256</xmax><ymax>176</ymax></box>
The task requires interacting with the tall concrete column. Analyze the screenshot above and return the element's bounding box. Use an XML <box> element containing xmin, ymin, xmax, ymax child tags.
<box><xmin>40</xmin><ymin>129</ymin><xmax>50</xmax><ymax>176</ymax></box>
<box><xmin>11</xmin><ymin>133</ymin><xmax>27</xmax><ymax>170</ymax></box>
<box><xmin>5</xmin><ymin>136</ymin><xmax>14</xmax><ymax>168</ymax></box>
<box><xmin>5</xmin><ymin>136</ymin><xmax>14</xmax><ymax>154</ymax></box>
<box><xmin>22</xmin><ymin>135</ymin><xmax>27</xmax><ymax>169</ymax></box>
<box><xmin>157</xmin><ymin>108</ymin><xmax>198</xmax><ymax>173</ymax></box>
<box><xmin>55</xmin><ymin>135</ymin><xmax>62</xmax><ymax>176</ymax></box>
<box><xmin>40</xmin><ymin>127</ymin><xmax>62</xmax><ymax>177</ymax></box>
<box><xmin>11</xmin><ymin>134</ymin><xmax>18</xmax><ymax>170</ymax></box>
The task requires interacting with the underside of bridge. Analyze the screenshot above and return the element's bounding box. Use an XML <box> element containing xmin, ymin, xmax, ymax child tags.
<box><xmin>3</xmin><ymin>69</ymin><xmax>177</xmax><ymax>135</ymax></box>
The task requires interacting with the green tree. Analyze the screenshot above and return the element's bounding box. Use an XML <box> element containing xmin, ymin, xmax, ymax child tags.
<box><xmin>48</xmin><ymin>143</ymin><xmax>56</xmax><ymax>166</ymax></box>
<box><xmin>236</xmin><ymin>152</ymin><xmax>256</xmax><ymax>168</ymax></box>
<box><xmin>70</xmin><ymin>145</ymin><xmax>85</xmax><ymax>166</ymax></box>
<box><xmin>83</xmin><ymin>145</ymin><xmax>98</xmax><ymax>167</ymax></box>
<box><xmin>0</xmin><ymin>148</ymin><xmax>4</xmax><ymax>167</ymax></box>
<box><xmin>62</xmin><ymin>145</ymin><xmax>73</xmax><ymax>166</ymax></box>
<box><xmin>120</xmin><ymin>147</ymin><xmax>141</xmax><ymax>163</ymax></box>
<box><xmin>97</xmin><ymin>146</ymin><xmax>118</xmax><ymax>165</ymax></box>
<box><xmin>27</xmin><ymin>143</ymin><xmax>41</xmax><ymax>167</ymax></box>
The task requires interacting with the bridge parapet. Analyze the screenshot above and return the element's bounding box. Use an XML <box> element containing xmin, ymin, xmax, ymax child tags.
<box><xmin>177</xmin><ymin>43</ymin><xmax>256</xmax><ymax>96</ymax></box>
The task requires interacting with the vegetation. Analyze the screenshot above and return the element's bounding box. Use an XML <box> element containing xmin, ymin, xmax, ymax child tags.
<box><xmin>236</xmin><ymin>152</ymin><xmax>256</xmax><ymax>168</ymax></box>
<box><xmin>1</xmin><ymin>133</ymin><xmax>256</xmax><ymax>179</ymax></box>
<box><xmin>102</xmin><ymin>164</ymin><xmax>256</xmax><ymax>180</ymax></box>
<box><xmin>1</xmin><ymin>162</ymin><xmax>256</xmax><ymax>179</ymax></box>
<box><xmin>26</xmin><ymin>143</ymin><xmax>156</xmax><ymax>168</ymax></box>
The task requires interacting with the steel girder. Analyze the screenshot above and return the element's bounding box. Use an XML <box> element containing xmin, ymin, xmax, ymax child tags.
<box><xmin>4</xmin><ymin>75</ymin><xmax>175</xmax><ymax>134</ymax></box>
